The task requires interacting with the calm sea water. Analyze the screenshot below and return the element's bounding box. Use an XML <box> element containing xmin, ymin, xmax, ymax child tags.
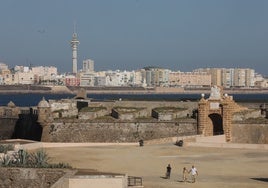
<box><xmin>0</xmin><ymin>93</ymin><xmax>267</xmax><ymax>107</ymax></box>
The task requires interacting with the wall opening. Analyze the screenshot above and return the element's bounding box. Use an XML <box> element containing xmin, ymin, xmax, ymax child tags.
<box><xmin>208</xmin><ymin>113</ymin><xmax>223</xmax><ymax>135</ymax></box>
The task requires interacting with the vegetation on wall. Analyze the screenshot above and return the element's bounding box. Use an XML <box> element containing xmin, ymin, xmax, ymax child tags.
<box><xmin>0</xmin><ymin>144</ymin><xmax>14</xmax><ymax>153</ymax></box>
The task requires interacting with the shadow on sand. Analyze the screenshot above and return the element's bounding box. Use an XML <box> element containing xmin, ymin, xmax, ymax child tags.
<box><xmin>251</xmin><ymin>178</ymin><xmax>268</xmax><ymax>183</ymax></box>
<box><xmin>177</xmin><ymin>180</ymin><xmax>194</xmax><ymax>183</ymax></box>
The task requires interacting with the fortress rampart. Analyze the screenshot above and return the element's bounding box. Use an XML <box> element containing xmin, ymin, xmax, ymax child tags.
<box><xmin>42</xmin><ymin>120</ymin><xmax>197</xmax><ymax>142</ymax></box>
<box><xmin>0</xmin><ymin>93</ymin><xmax>267</xmax><ymax>143</ymax></box>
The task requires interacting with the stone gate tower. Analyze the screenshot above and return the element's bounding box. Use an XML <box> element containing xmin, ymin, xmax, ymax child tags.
<box><xmin>198</xmin><ymin>86</ymin><xmax>245</xmax><ymax>142</ymax></box>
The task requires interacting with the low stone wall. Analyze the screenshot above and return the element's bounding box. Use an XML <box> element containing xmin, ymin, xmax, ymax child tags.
<box><xmin>94</xmin><ymin>101</ymin><xmax>197</xmax><ymax>117</ymax></box>
<box><xmin>0</xmin><ymin>168</ymin><xmax>73</xmax><ymax>188</ymax></box>
<box><xmin>111</xmin><ymin>108</ymin><xmax>149</xmax><ymax>120</ymax></box>
<box><xmin>232</xmin><ymin>124</ymin><xmax>268</xmax><ymax>144</ymax></box>
<box><xmin>68</xmin><ymin>175</ymin><xmax>128</xmax><ymax>188</ymax></box>
<box><xmin>41</xmin><ymin>120</ymin><xmax>197</xmax><ymax>142</ymax></box>
<box><xmin>232</xmin><ymin>109</ymin><xmax>262</xmax><ymax>121</ymax></box>
<box><xmin>152</xmin><ymin>109</ymin><xmax>189</xmax><ymax>121</ymax></box>
<box><xmin>78</xmin><ymin>109</ymin><xmax>108</xmax><ymax>120</ymax></box>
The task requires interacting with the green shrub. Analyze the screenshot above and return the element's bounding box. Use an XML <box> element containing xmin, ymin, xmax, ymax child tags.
<box><xmin>18</xmin><ymin>149</ymin><xmax>31</xmax><ymax>167</ymax></box>
<box><xmin>1</xmin><ymin>149</ymin><xmax>72</xmax><ymax>169</ymax></box>
<box><xmin>0</xmin><ymin>144</ymin><xmax>14</xmax><ymax>153</ymax></box>
<box><xmin>31</xmin><ymin>149</ymin><xmax>50</xmax><ymax>168</ymax></box>
<box><xmin>1</xmin><ymin>155</ymin><xmax>11</xmax><ymax>167</ymax></box>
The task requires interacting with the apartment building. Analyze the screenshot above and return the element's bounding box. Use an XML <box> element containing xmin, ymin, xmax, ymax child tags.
<box><xmin>195</xmin><ymin>68</ymin><xmax>255</xmax><ymax>88</ymax></box>
<box><xmin>169</xmin><ymin>71</ymin><xmax>211</xmax><ymax>88</ymax></box>
<box><xmin>82</xmin><ymin>59</ymin><xmax>94</xmax><ymax>73</ymax></box>
<box><xmin>141</xmin><ymin>67</ymin><xmax>170</xmax><ymax>87</ymax></box>
<box><xmin>79</xmin><ymin>72</ymin><xmax>95</xmax><ymax>86</ymax></box>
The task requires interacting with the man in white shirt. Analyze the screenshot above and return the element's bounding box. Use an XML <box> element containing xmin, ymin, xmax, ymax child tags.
<box><xmin>189</xmin><ymin>165</ymin><xmax>198</xmax><ymax>183</ymax></box>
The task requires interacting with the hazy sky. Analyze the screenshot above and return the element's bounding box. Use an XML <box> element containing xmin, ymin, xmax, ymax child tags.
<box><xmin>0</xmin><ymin>0</ymin><xmax>268</xmax><ymax>75</ymax></box>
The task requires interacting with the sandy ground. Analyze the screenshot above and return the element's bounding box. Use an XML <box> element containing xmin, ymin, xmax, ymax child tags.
<box><xmin>45</xmin><ymin>143</ymin><xmax>268</xmax><ymax>188</ymax></box>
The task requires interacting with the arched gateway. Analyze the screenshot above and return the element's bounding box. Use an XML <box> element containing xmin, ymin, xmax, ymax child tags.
<box><xmin>197</xmin><ymin>86</ymin><xmax>245</xmax><ymax>142</ymax></box>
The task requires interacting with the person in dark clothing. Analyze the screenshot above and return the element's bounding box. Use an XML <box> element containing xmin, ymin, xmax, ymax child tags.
<box><xmin>166</xmin><ymin>164</ymin><xmax>172</xmax><ymax>179</ymax></box>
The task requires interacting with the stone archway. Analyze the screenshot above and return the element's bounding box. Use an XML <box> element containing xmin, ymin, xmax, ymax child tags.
<box><xmin>208</xmin><ymin>113</ymin><xmax>223</xmax><ymax>135</ymax></box>
<box><xmin>197</xmin><ymin>86</ymin><xmax>245</xmax><ymax>142</ymax></box>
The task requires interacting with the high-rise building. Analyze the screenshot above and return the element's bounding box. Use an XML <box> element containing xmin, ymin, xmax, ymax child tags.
<box><xmin>169</xmin><ymin>71</ymin><xmax>211</xmax><ymax>88</ymax></box>
<box><xmin>70</xmin><ymin>31</ymin><xmax>80</xmax><ymax>74</ymax></box>
<box><xmin>141</xmin><ymin>67</ymin><xmax>170</xmax><ymax>87</ymax></box>
<box><xmin>194</xmin><ymin>68</ymin><xmax>256</xmax><ymax>88</ymax></box>
<box><xmin>221</xmin><ymin>68</ymin><xmax>234</xmax><ymax>88</ymax></box>
<box><xmin>83</xmin><ymin>59</ymin><xmax>94</xmax><ymax>73</ymax></box>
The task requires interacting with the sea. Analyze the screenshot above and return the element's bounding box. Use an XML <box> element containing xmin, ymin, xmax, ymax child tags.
<box><xmin>0</xmin><ymin>93</ymin><xmax>268</xmax><ymax>107</ymax></box>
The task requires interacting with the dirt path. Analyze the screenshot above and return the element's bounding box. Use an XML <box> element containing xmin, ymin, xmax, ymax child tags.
<box><xmin>45</xmin><ymin>143</ymin><xmax>268</xmax><ymax>188</ymax></box>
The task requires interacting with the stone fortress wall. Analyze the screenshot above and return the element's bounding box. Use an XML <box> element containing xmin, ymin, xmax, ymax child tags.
<box><xmin>40</xmin><ymin>99</ymin><xmax>198</xmax><ymax>142</ymax></box>
<box><xmin>0</xmin><ymin>92</ymin><xmax>268</xmax><ymax>143</ymax></box>
<box><xmin>232</xmin><ymin>108</ymin><xmax>268</xmax><ymax>144</ymax></box>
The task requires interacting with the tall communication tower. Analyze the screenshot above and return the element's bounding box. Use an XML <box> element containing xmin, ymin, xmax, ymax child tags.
<box><xmin>70</xmin><ymin>23</ymin><xmax>80</xmax><ymax>74</ymax></box>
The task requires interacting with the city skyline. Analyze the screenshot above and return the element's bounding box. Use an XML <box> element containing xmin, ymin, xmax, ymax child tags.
<box><xmin>0</xmin><ymin>0</ymin><xmax>268</xmax><ymax>76</ymax></box>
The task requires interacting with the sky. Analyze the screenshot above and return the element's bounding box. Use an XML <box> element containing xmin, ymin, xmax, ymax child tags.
<box><xmin>0</xmin><ymin>0</ymin><xmax>268</xmax><ymax>75</ymax></box>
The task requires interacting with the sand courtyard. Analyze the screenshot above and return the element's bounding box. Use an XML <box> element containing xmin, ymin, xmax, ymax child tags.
<box><xmin>45</xmin><ymin>143</ymin><xmax>268</xmax><ymax>188</ymax></box>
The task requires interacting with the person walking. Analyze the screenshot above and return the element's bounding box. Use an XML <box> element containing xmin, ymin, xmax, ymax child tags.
<box><xmin>188</xmin><ymin>165</ymin><xmax>198</xmax><ymax>183</ymax></box>
<box><xmin>182</xmin><ymin>167</ymin><xmax>188</xmax><ymax>182</ymax></box>
<box><xmin>166</xmin><ymin>164</ymin><xmax>172</xmax><ymax>179</ymax></box>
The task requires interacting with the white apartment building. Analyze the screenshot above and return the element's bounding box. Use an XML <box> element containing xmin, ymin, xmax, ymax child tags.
<box><xmin>221</xmin><ymin>68</ymin><xmax>234</xmax><ymax>88</ymax></box>
<box><xmin>1</xmin><ymin>71</ymin><xmax>15</xmax><ymax>85</ymax></box>
<box><xmin>194</xmin><ymin>68</ymin><xmax>221</xmax><ymax>86</ymax></box>
<box><xmin>16</xmin><ymin>71</ymin><xmax>35</xmax><ymax>85</ymax></box>
<box><xmin>31</xmin><ymin>66</ymin><xmax>57</xmax><ymax>76</ymax></box>
<box><xmin>94</xmin><ymin>76</ymin><xmax>106</xmax><ymax>86</ymax></box>
<box><xmin>233</xmin><ymin>68</ymin><xmax>255</xmax><ymax>88</ymax></box>
<box><xmin>82</xmin><ymin>59</ymin><xmax>94</xmax><ymax>73</ymax></box>
<box><xmin>94</xmin><ymin>71</ymin><xmax>107</xmax><ymax>86</ymax></box>
<box><xmin>195</xmin><ymin>68</ymin><xmax>255</xmax><ymax>88</ymax></box>
<box><xmin>141</xmin><ymin>68</ymin><xmax>170</xmax><ymax>87</ymax></box>
<box><xmin>255</xmin><ymin>78</ymin><xmax>268</xmax><ymax>88</ymax></box>
<box><xmin>245</xmin><ymin>68</ymin><xmax>255</xmax><ymax>87</ymax></box>
<box><xmin>79</xmin><ymin>72</ymin><xmax>95</xmax><ymax>86</ymax></box>
<box><xmin>105</xmin><ymin>70</ymin><xmax>133</xmax><ymax>86</ymax></box>
<box><xmin>133</xmin><ymin>70</ymin><xmax>143</xmax><ymax>86</ymax></box>
<box><xmin>169</xmin><ymin>71</ymin><xmax>211</xmax><ymax>88</ymax></box>
<box><xmin>14</xmin><ymin>65</ymin><xmax>29</xmax><ymax>73</ymax></box>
